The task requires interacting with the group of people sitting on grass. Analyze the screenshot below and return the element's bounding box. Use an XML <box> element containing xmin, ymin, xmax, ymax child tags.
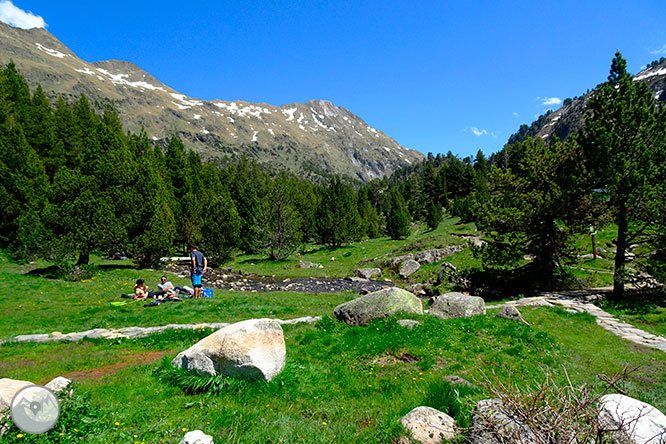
<box><xmin>130</xmin><ymin>276</ymin><xmax>194</xmax><ymax>302</ymax></box>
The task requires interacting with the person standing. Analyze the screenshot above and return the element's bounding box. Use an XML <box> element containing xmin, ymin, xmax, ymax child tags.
<box><xmin>189</xmin><ymin>245</ymin><xmax>207</xmax><ymax>299</ymax></box>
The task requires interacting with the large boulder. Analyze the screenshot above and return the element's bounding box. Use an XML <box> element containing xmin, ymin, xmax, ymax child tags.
<box><xmin>172</xmin><ymin>319</ymin><xmax>286</xmax><ymax>381</ymax></box>
<box><xmin>0</xmin><ymin>378</ymin><xmax>34</xmax><ymax>411</ymax></box>
<box><xmin>354</xmin><ymin>268</ymin><xmax>382</xmax><ymax>280</ymax></box>
<box><xmin>429</xmin><ymin>293</ymin><xmax>486</xmax><ymax>319</ymax></box>
<box><xmin>399</xmin><ymin>260</ymin><xmax>421</xmax><ymax>279</ymax></box>
<box><xmin>332</xmin><ymin>287</ymin><xmax>423</xmax><ymax>326</ymax></box>
<box><xmin>599</xmin><ymin>394</ymin><xmax>666</xmax><ymax>444</ymax></box>
<box><xmin>400</xmin><ymin>406</ymin><xmax>457</xmax><ymax>444</ymax></box>
<box><xmin>467</xmin><ymin>399</ymin><xmax>538</xmax><ymax>444</ymax></box>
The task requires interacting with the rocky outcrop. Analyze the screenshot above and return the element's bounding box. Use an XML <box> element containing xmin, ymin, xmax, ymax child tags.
<box><xmin>399</xmin><ymin>260</ymin><xmax>421</xmax><ymax>279</ymax></box>
<box><xmin>397</xmin><ymin>319</ymin><xmax>421</xmax><ymax>329</ymax></box>
<box><xmin>354</xmin><ymin>268</ymin><xmax>382</xmax><ymax>279</ymax></box>
<box><xmin>332</xmin><ymin>287</ymin><xmax>423</xmax><ymax>326</ymax></box>
<box><xmin>299</xmin><ymin>261</ymin><xmax>323</xmax><ymax>269</ymax></box>
<box><xmin>429</xmin><ymin>293</ymin><xmax>486</xmax><ymax>319</ymax></box>
<box><xmin>172</xmin><ymin>319</ymin><xmax>286</xmax><ymax>381</ymax></box>
<box><xmin>400</xmin><ymin>406</ymin><xmax>457</xmax><ymax>444</ymax></box>
<box><xmin>599</xmin><ymin>394</ymin><xmax>666</xmax><ymax>444</ymax></box>
<box><xmin>495</xmin><ymin>306</ymin><xmax>530</xmax><ymax>326</ymax></box>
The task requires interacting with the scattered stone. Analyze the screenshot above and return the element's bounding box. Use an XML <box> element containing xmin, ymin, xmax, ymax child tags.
<box><xmin>172</xmin><ymin>319</ymin><xmax>286</xmax><ymax>381</ymax></box>
<box><xmin>332</xmin><ymin>287</ymin><xmax>423</xmax><ymax>326</ymax></box>
<box><xmin>399</xmin><ymin>260</ymin><xmax>421</xmax><ymax>279</ymax></box>
<box><xmin>354</xmin><ymin>267</ymin><xmax>382</xmax><ymax>279</ymax></box>
<box><xmin>400</xmin><ymin>406</ymin><xmax>457</xmax><ymax>444</ymax></box>
<box><xmin>330</xmin><ymin>257</ymin><xmax>335</xmax><ymax>261</ymax></box>
<box><xmin>397</xmin><ymin>319</ymin><xmax>421</xmax><ymax>329</ymax></box>
<box><xmin>495</xmin><ymin>306</ymin><xmax>530</xmax><ymax>326</ymax></box>
<box><xmin>580</xmin><ymin>254</ymin><xmax>596</xmax><ymax>260</ymax></box>
<box><xmin>442</xmin><ymin>375</ymin><xmax>475</xmax><ymax>388</ymax></box>
<box><xmin>467</xmin><ymin>398</ymin><xmax>538</xmax><ymax>444</ymax></box>
<box><xmin>180</xmin><ymin>430</ymin><xmax>214</xmax><ymax>444</ymax></box>
<box><xmin>299</xmin><ymin>261</ymin><xmax>323</xmax><ymax>269</ymax></box>
<box><xmin>45</xmin><ymin>376</ymin><xmax>72</xmax><ymax>395</ymax></box>
<box><xmin>406</xmin><ymin>283</ymin><xmax>427</xmax><ymax>297</ymax></box>
<box><xmin>0</xmin><ymin>378</ymin><xmax>34</xmax><ymax>411</ymax></box>
<box><xmin>429</xmin><ymin>293</ymin><xmax>486</xmax><ymax>320</ymax></box>
<box><xmin>599</xmin><ymin>394</ymin><xmax>666</xmax><ymax>444</ymax></box>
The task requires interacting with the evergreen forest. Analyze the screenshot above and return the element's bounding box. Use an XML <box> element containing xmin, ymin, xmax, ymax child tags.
<box><xmin>1</xmin><ymin>52</ymin><xmax>665</xmax><ymax>301</ymax></box>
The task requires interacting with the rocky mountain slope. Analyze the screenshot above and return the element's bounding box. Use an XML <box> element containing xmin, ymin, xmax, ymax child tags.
<box><xmin>508</xmin><ymin>58</ymin><xmax>666</xmax><ymax>145</ymax></box>
<box><xmin>0</xmin><ymin>21</ymin><xmax>423</xmax><ymax>181</ymax></box>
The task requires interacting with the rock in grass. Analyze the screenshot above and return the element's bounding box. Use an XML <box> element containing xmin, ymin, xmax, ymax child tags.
<box><xmin>354</xmin><ymin>267</ymin><xmax>382</xmax><ymax>279</ymax></box>
<box><xmin>400</xmin><ymin>406</ymin><xmax>457</xmax><ymax>444</ymax></box>
<box><xmin>180</xmin><ymin>430</ymin><xmax>214</xmax><ymax>444</ymax></box>
<box><xmin>332</xmin><ymin>287</ymin><xmax>423</xmax><ymax>326</ymax></box>
<box><xmin>495</xmin><ymin>306</ymin><xmax>530</xmax><ymax>326</ymax></box>
<box><xmin>599</xmin><ymin>394</ymin><xmax>666</xmax><ymax>444</ymax></box>
<box><xmin>429</xmin><ymin>292</ymin><xmax>485</xmax><ymax>319</ymax></box>
<box><xmin>172</xmin><ymin>319</ymin><xmax>286</xmax><ymax>381</ymax></box>
<box><xmin>45</xmin><ymin>376</ymin><xmax>72</xmax><ymax>396</ymax></box>
<box><xmin>0</xmin><ymin>378</ymin><xmax>34</xmax><ymax>411</ymax></box>
<box><xmin>397</xmin><ymin>319</ymin><xmax>421</xmax><ymax>329</ymax></box>
<box><xmin>399</xmin><ymin>259</ymin><xmax>421</xmax><ymax>279</ymax></box>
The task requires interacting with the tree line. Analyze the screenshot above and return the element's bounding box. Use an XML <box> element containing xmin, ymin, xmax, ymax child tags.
<box><xmin>2</xmin><ymin>52</ymin><xmax>664</xmax><ymax>301</ymax></box>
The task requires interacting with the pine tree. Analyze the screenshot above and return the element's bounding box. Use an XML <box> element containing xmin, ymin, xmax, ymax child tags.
<box><xmin>315</xmin><ymin>177</ymin><xmax>362</xmax><ymax>248</ymax></box>
<box><xmin>386</xmin><ymin>190</ymin><xmax>410</xmax><ymax>240</ymax></box>
<box><xmin>261</xmin><ymin>175</ymin><xmax>302</xmax><ymax>260</ymax></box>
<box><xmin>580</xmin><ymin>52</ymin><xmax>666</xmax><ymax>300</ymax></box>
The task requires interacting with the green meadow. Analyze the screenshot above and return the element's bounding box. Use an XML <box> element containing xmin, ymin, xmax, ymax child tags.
<box><xmin>1</xmin><ymin>218</ymin><xmax>664</xmax><ymax>443</ymax></box>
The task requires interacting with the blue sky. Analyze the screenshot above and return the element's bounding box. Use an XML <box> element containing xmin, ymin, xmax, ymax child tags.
<box><xmin>2</xmin><ymin>0</ymin><xmax>665</xmax><ymax>159</ymax></box>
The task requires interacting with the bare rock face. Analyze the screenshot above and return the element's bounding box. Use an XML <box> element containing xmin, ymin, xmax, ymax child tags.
<box><xmin>399</xmin><ymin>260</ymin><xmax>421</xmax><ymax>279</ymax></box>
<box><xmin>354</xmin><ymin>268</ymin><xmax>382</xmax><ymax>279</ymax></box>
<box><xmin>400</xmin><ymin>406</ymin><xmax>457</xmax><ymax>444</ymax></box>
<box><xmin>172</xmin><ymin>319</ymin><xmax>286</xmax><ymax>381</ymax></box>
<box><xmin>332</xmin><ymin>287</ymin><xmax>423</xmax><ymax>326</ymax></box>
<box><xmin>495</xmin><ymin>306</ymin><xmax>530</xmax><ymax>326</ymax></box>
<box><xmin>429</xmin><ymin>293</ymin><xmax>486</xmax><ymax>319</ymax></box>
<box><xmin>599</xmin><ymin>394</ymin><xmax>666</xmax><ymax>444</ymax></box>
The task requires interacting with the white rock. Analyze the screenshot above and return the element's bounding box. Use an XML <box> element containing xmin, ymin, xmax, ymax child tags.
<box><xmin>172</xmin><ymin>319</ymin><xmax>286</xmax><ymax>381</ymax></box>
<box><xmin>0</xmin><ymin>378</ymin><xmax>34</xmax><ymax>411</ymax></box>
<box><xmin>180</xmin><ymin>430</ymin><xmax>214</xmax><ymax>444</ymax></box>
<box><xmin>599</xmin><ymin>394</ymin><xmax>666</xmax><ymax>444</ymax></box>
<box><xmin>400</xmin><ymin>406</ymin><xmax>457</xmax><ymax>444</ymax></box>
<box><xmin>45</xmin><ymin>376</ymin><xmax>72</xmax><ymax>395</ymax></box>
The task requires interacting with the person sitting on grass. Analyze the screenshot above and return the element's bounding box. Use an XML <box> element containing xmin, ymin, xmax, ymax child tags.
<box><xmin>155</xmin><ymin>276</ymin><xmax>190</xmax><ymax>298</ymax></box>
<box><xmin>133</xmin><ymin>279</ymin><xmax>149</xmax><ymax>300</ymax></box>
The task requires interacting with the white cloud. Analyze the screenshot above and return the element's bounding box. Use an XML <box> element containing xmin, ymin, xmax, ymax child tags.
<box><xmin>0</xmin><ymin>1</ymin><xmax>46</xmax><ymax>29</ymax></box>
<box><xmin>512</xmin><ymin>111</ymin><xmax>519</xmax><ymax>117</ymax></box>
<box><xmin>466</xmin><ymin>126</ymin><xmax>488</xmax><ymax>136</ymax></box>
<box><xmin>541</xmin><ymin>97</ymin><xmax>562</xmax><ymax>106</ymax></box>
<box><xmin>650</xmin><ymin>44</ymin><xmax>666</xmax><ymax>55</ymax></box>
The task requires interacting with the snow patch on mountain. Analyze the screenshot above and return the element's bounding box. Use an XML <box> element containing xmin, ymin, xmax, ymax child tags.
<box><xmin>34</xmin><ymin>43</ymin><xmax>67</xmax><ymax>58</ymax></box>
<box><xmin>282</xmin><ymin>107</ymin><xmax>297</xmax><ymax>121</ymax></box>
<box><xmin>634</xmin><ymin>66</ymin><xmax>666</xmax><ymax>82</ymax></box>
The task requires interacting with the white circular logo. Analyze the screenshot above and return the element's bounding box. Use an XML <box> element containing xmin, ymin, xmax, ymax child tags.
<box><xmin>10</xmin><ymin>385</ymin><xmax>60</xmax><ymax>434</ymax></box>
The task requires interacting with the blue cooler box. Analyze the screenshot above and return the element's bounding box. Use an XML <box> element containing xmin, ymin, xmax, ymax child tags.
<box><xmin>202</xmin><ymin>288</ymin><xmax>214</xmax><ymax>298</ymax></box>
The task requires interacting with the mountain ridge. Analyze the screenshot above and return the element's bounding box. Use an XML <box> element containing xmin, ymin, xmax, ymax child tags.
<box><xmin>0</xmin><ymin>21</ymin><xmax>424</xmax><ymax>181</ymax></box>
<box><xmin>507</xmin><ymin>58</ymin><xmax>666</xmax><ymax>146</ymax></box>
